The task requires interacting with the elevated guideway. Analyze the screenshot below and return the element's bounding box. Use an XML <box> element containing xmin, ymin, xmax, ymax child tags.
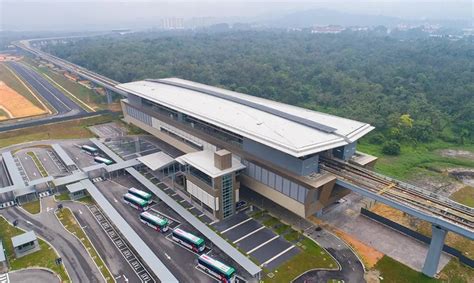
<box><xmin>320</xmin><ymin>156</ymin><xmax>473</xmax><ymax>277</ymax></box>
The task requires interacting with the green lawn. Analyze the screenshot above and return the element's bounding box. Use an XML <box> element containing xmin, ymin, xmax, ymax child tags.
<box><xmin>450</xmin><ymin>186</ymin><xmax>474</xmax><ymax>208</ymax></box>
<box><xmin>266</xmin><ymin>237</ymin><xmax>337</xmax><ymax>282</ymax></box>
<box><xmin>358</xmin><ymin>140</ymin><xmax>474</xmax><ymax>180</ymax></box>
<box><xmin>21</xmin><ymin>200</ymin><xmax>41</xmax><ymax>214</ymax></box>
<box><xmin>0</xmin><ymin>217</ymin><xmax>70</xmax><ymax>281</ymax></box>
<box><xmin>55</xmin><ymin>193</ymin><xmax>71</xmax><ymax>202</ymax></box>
<box><xmin>374</xmin><ymin>256</ymin><xmax>439</xmax><ymax>283</ymax></box>
<box><xmin>0</xmin><ymin>114</ymin><xmax>118</xmax><ymax>149</ymax></box>
<box><xmin>439</xmin><ymin>258</ymin><xmax>474</xmax><ymax>282</ymax></box>
<box><xmin>56</xmin><ymin>208</ymin><xmax>113</xmax><ymax>282</ymax></box>
<box><xmin>263</xmin><ymin>216</ymin><xmax>280</xmax><ymax>228</ymax></box>
<box><xmin>76</xmin><ymin>195</ymin><xmax>95</xmax><ymax>205</ymax></box>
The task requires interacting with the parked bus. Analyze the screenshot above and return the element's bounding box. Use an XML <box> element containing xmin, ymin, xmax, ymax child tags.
<box><xmin>123</xmin><ymin>193</ymin><xmax>149</xmax><ymax>211</ymax></box>
<box><xmin>94</xmin><ymin>156</ymin><xmax>113</xmax><ymax>165</ymax></box>
<box><xmin>139</xmin><ymin>211</ymin><xmax>169</xmax><ymax>232</ymax></box>
<box><xmin>198</xmin><ymin>254</ymin><xmax>236</xmax><ymax>283</ymax></box>
<box><xmin>128</xmin><ymin>187</ymin><xmax>152</xmax><ymax>204</ymax></box>
<box><xmin>81</xmin><ymin>145</ymin><xmax>99</xmax><ymax>156</ymax></box>
<box><xmin>172</xmin><ymin>228</ymin><xmax>205</xmax><ymax>252</ymax></box>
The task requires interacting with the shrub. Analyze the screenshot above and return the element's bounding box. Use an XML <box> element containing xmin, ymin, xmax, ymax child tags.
<box><xmin>382</xmin><ymin>140</ymin><xmax>401</xmax><ymax>155</ymax></box>
<box><xmin>368</xmin><ymin>133</ymin><xmax>386</xmax><ymax>145</ymax></box>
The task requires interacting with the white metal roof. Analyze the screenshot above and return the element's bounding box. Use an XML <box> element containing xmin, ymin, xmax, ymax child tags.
<box><xmin>0</xmin><ymin>242</ymin><xmax>6</xmax><ymax>262</ymax></box>
<box><xmin>176</xmin><ymin>150</ymin><xmax>245</xmax><ymax>178</ymax></box>
<box><xmin>138</xmin><ymin>152</ymin><xmax>174</xmax><ymax>171</ymax></box>
<box><xmin>11</xmin><ymin>231</ymin><xmax>37</xmax><ymax>247</ymax></box>
<box><xmin>117</xmin><ymin>78</ymin><xmax>374</xmax><ymax>157</ymax></box>
<box><xmin>66</xmin><ymin>182</ymin><xmax>85</xmax><ymax>193</ymax></box>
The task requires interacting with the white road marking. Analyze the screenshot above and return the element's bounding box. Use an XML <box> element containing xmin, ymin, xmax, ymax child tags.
<box><xmin>260</xmin><ymin>245</ymin><xmax>295</xmax><ymax>267</ymax></box>
<box><xmin>221</xmin><ymin>218</ymin><xmax>253</xmax><ymax>234</ymax></box>
<box><xmin>234</xmin><ymin>226</ymin><xmax>265</xmax><ymax>243</ymax></box>
<box><xmin>247</xmin><ymin>235</ymin><xmax>279</xmax><ymax>254</ymax></box>
<box><xmin>79</xmin><ymin>209</ymin><xmax>83</xmax><ymax>215</ymax></box>
<box><xmin>26</xmin><ymin>220</ymin><xmax>33</xmax><ymax>225</ymax></box>
<box><xmin>114</xmin><ymin>198</ymin><xmax>118</xmax><ymax>203</ymax></box>
<box><xmin>179</xmin><ymin>199</ymin><xmax>186</xmax><ymax>203</ymax></box>
<box><xmin>123</xmin><ymin>275</ymin><xmax>128</xmax><ymax>282</ymax></box>
<box><xmin>164</xmin><ymin>252</ymin><xmax>171</xmax><ymax>260</ymax></box>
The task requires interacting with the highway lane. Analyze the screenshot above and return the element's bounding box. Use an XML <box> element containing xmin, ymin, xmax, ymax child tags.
<box><xmin>7</xmin><ymin>61</ymin><xmax>85</xmax><ymax>115</ymax></box>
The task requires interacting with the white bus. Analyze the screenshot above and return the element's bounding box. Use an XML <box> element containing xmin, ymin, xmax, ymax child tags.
<box><xmin>123</xmin><ymin>193</ymin><xmax>149</xmax><ymax>211</ymax></box>
<box><xmin>128</xmin><ymin>187</ymin><xmax>152</xmax><ymax>204</ymax></box>
<box><xmin>81</xmin><ymin>145</ymin><xmax>99</xmax><ymax>156</ymax></box>
<box><xmin>139</xmin><ymin>211</ymin><xmax>169</xmax><ymax>232</ymax></box>
<box><xmin>198</xmin><ymin>254</ymin><xmax>236</xmax><ymax>283</ymax></box>
<box><xmin>172</xmin><ymin>228</ymin><xmax>205</xmax><ymax>252</ymax></box>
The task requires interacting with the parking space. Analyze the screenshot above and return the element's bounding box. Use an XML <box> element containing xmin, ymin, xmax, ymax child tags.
<box><xmin>213</xmin><ymin>212</ymin><xmax>299</xmax><ymax>270</ymax></box>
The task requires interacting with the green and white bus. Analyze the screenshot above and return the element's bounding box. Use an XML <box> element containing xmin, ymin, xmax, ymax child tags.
<box><xmin>82</xmin><ymin>145</ymin><xmax>99</xmax><ymax>156</ymax></box>
<box><xmin>171</xmin><ymin>228</ymin><xmax>205</xmax><ymax>252</ymax></box>
<box><xmin>139</xmin><ymin>211</ymin><xmax>169</xmax><ymax>232</ymax></box>
<box><xmin>198</xmin><ymin>254</ymin><xmax>236</xmax><ymax>283</ymax></box>
<box><xmin>123</xmin><ymin>193</ymin><xmax>149</xmax><ymax>211</ymax></box>
<box><xmin>128</xmin><ymin>187</ymin><xmax>152</xmax><ymax>204</ymax></box>
<box><xmin>94</xmin><ymin>156</ymin><xmax>113</xmax><ymax>165</ymax></box>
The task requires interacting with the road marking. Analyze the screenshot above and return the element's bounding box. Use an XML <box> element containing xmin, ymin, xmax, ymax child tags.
<box><xmin>164</xmin><ymin>252</ymin><xmax>171</xmax><ymax>260</ymax></box>
<box><xmin>221</xmin><ymin>218</ymin><xmax>253</xmax><ymax>234</ymax></box>
<box><xmin>234</xmin><ymin>226</ymin><xmax>265</xmax><ymax>243</ymax></box>
<box><xmin>123</xmin><ymin>275</ymin><xmax>129</xmax><ymax>282</ymax></box>
<box><xmin>198</xmin><ymin>213</ymin><xmax>205</xmax><ymax>217</ymax></box>
<box><xmin>179</xmin><ymin>199</ymin><xmax>186</xmax><ymax>203</ymax></box>
<box><xmin>114</xmin><ymin>198</ymin><xmax>118</xmax><ymax>203</ymax></box>
<box><xmin>43</xmin><ymin>73</ymin><xmax>96</xmax><ymax>112</ymax></box>
<box><xmin>209</xmin><ymin>220</ymin><xmax>218</xmax><ymax>225</ymax></box>
<box><xmin>26</xmin><ymin>220</ymin><xmax>33</xmax><ymax>225</ymax></box>
<box><xmin>79</xmin><ymin>209</ymin><xmax>83</xmax><ymax>215</ymax></box>
<box><xmin>247</xmin><ymin>235</ymin><xmax>279</xmax><ymax>254</ymax></box>
<box><xmin>260</xmin><ymin>245</ymin><xmax>295</xmax><ymax>267</ymax></box>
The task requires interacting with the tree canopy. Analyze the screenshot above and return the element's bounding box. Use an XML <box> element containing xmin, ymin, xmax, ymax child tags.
<box><xmin>43</xmin><ymin>30</ymin><xmax>474</xmax><ymax>143</ymax></box>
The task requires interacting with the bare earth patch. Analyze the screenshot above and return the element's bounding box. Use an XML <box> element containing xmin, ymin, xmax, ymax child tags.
<box><xmin>438</xmin><ymin>149</ymin><xmax>474</xmax><ymax>160</ymax></box>
<box><xmin>0</xmin><ymin>81</ymin><xmax>46</xmax><ymax>119</ymax></box>
<box><xmin>333</xmin><ymin>228</ymin><xmax>384</xmax><ymax>268</ymax></box>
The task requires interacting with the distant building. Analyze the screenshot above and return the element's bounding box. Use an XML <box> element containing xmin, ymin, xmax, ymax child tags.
<box><xmin>160</xmin><ymin>18</ymin><xmax>185</xmax><ymax>30</ymax></box>
<box><xmin>311</xmin><ymin>25</ymin><xmax>345</xmax><ymax>34</ymax></box>
<box><xmin>11</xmin><ymin>231</ymin><xmax>40</xmax><ymax>258</ymax></box>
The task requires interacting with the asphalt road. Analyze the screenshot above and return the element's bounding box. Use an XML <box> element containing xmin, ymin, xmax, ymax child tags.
<box><xmin>95</xmin><ymin>179</ymin><xmax>215</xmax><ymax>283</ymax></box>
<box><xmin>7</xmin><ymin>62</ymin><xmax>83</xmax><ymax>115</ymax></box>
<box><xmin>63</xmin><ymin>201</ymin><xmax>139</xmax><ymax>283</ymax></box>
<box><xmin>8</xmin><ymin>268</ymin><xmax>60</xmax><ymax>283</ymax></box>
<box><xmin>0</xmin><ymin>197</ymin><xmax>104</xmax><ymax>282</ymax></box>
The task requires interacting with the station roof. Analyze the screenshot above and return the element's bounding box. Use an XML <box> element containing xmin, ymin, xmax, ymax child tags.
<box><xmin>0</xmin><ymin>242</ymin><xmax>5</xmax><ymax>262</ymax></box>
<box><xmin>82</xmin><ymin>163</ymin><xmax>106</xmax><ymax>172</ymax></box>
<box><xmin>138</xmin><ymin>152</ymin><xmax>174</xmax><ymax>171</ymax></box>
<box><xmin>1</xmin><ymin>152</ymin><xmax>26</xmax><ymax>187</ymax></box>
<box><xmin>105</xmin><ymin>158</ymin><xmax>141</xmax><ymax>172</ymax></box>
<box><xmin>53</xmin><ymin>172</ymin><xmax>88</xmax><ymax>187</ymax></box>
<box><xmin>28</xmin><ymin>176</ymin><xmax>54</xmax><ymax>186</ymax></box>
<box><xmin>51</xmin><ymin>144</ymin><xmax>76</xmax><ymax>167</ymax></box>
<box><xmin>117</xmin><ymin>78</ymin><xmax>374</xmax><ymax>157</ymax></box>
<box><xmin>11</xmin><ymin>231</ymin><xmax>37</xmax><ymax>247</ymax></box>
<box><xmin>176</xmin><ymin>150</ymin><xmax>245</xmax><ymax>178</ymax></box>
<box><xmin>66</xmin><ymin>182</ymin><xmax>85</xmax><ymax>193</ymax></box>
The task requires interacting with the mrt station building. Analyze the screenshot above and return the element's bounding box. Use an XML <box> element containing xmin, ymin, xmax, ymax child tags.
<box><xmin>118</xmin><ymin>78</ymin><xmax>375</xmax><ymax>220</ymax></box>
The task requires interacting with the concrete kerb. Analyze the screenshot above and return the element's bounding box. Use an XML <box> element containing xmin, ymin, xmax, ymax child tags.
<box><xmin>17</xmin><ymin>198</ymin><xmax>42</xmax><ymax>217</ymax></box>
<box><xmin>0</xmin><ymin>215</ymin><xmax>72</xmax><ymax>282</ymax></box>
<box><xmin>8</xmin><ymin>267</ymin><xmax>62</xmax><ymax>283</ymax></box>
<box><xmin>53</xmin><ymin>206</ymin><xmax>114</xmax><ymax>283</ymax></box>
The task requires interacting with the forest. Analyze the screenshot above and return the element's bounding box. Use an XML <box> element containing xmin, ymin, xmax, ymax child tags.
<box><xmin>43</xmin><ymin>30</ymin><xmax>474</xmax><ymax>153</ymax></box>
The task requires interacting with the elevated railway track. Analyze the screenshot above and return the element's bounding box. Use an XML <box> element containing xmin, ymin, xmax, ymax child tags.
<box><xmin>321</xmin><ymin>157</ymin><xmax>474</xmax><ymax>236</ymax></box>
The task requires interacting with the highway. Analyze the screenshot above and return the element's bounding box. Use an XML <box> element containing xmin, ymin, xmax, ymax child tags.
<box><xmin>8</xmin><ymin>61</ymin><xmax>84</xmax><ymax>115</ymax></box>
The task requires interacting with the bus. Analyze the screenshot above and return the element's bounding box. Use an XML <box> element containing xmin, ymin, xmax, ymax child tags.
<box><xmin>128</xmin><ymin>187</ymin><xmax>152</xmax><ymax>204</ymax></box>
<box><xmin>172</xmin><ymin>228</ymin><xmax>205</xmax><ymax>253</ymax></box>
<box><xmin>123</xmin><ymin>193</ymin><xmax>149</xmax><ymax>211</ymax></box>
<box><xmin>198</xmin><ymin>254</ymin><xmax>236</xmax><ymax>283</ymax></box>
<box><xmin>94</xmin><ymin>156</ymin><xmax>113</xmax><ymax>165</ymax></box>
<box><xmin>139</xmin><ymin>211</ymin><xmax>169</xmax><ymax>232</ymax></box>
<box><xmin>81</xmin><ymin>145</ymin><xmax>99</xmax><ymax>156</ymax></box>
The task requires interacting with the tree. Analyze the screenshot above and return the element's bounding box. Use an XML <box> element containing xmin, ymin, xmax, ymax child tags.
<box><xmin>382</xmin><ymin>140</ymin><xmax>401</xmax><ymax>155</ymax></box>
<box><xmin>368</xmin><ymin>133</ymin><xmax>386</xmax><ymax>145</ymax></box>
<box><xmin>411</xmin><ymin>120</ymin><xmax>434</xmax><ymax>142</ymax></box>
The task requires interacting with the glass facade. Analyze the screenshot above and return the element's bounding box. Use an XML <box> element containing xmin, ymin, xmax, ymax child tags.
<box><xmin>189</xmin><ymin>166</ymin><xmax>213</xmax><ymax>187</ymax></box>
<box><xmin>242</xmin><ymin>159</ymin><xmax>313</xmax><ymax>203</ymax></box>
<box><xmin>125</xmin><ymin>104</ymin><xmax>152</xmax><ymax>126</ymax></box>
<box><xmin>221</xmin><ymin>174</ymin><xmax>234</xmax><ymax>219</ymax></box>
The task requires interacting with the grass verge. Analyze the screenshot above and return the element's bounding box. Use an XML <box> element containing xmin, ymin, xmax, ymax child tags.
<box><xmin>0</xmin><ymin>114</ymin><xmax>118</xmax><ymax>149</ymax></box>
<box><xmin>0</xmin><ymin>216</ymin><xmax>70</xmax><ymax>281</ymax></box>
<box><xmin>450</xmin><ymin>186</ymin><xmax>474</xmax><ymax>208</ymax></box>
<box><xmin>55</xmin><ymin>193</ymin><xmax>71</xmax><ymax>202</ymax></box>
<box><xmin>266</xmin><ymin>237</ymin><xmax>337</xmax><ymax>282</ymax></box>
<box><xmin>56</xmin><ymin>208</ymin><xmax>113</xmax><ymax>282</ymax></box>
<box><xmin>27</xmin><ymin>151</ymin><xmax>48</xmax><ymax>177</ymax></box>
<box><xmin>21</xmin><ymin>199</ymin><xmax>41</xmax><ymax>214</ymax></box>
<box><xmin>77</xmin><ymin>195</ymin><xmax>95</xmax><ymax>205</ymax></box>
<box><xmin>374</xmin><ymin>255</ymin><xmax>438</xmax><ymax>283</ymax></box>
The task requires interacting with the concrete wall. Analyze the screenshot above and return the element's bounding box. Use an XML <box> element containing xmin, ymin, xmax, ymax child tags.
<box><xmin>242</xmin><ymin>138</ymin><xmax>319</xmax><ymax>176</ymax></box>
<box><xmin>332</xmin><ymin>142</ymin><xmax>357</xmax><ymax>161</ymax></box>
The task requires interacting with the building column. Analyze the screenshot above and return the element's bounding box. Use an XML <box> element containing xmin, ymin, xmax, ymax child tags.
<box><xmin>105</xmin><ymin>88</ymin><xmax>113</xmax><ymax>104</ymax></box>
<box><xmin>422</xmin><ymin>225</ymin><xmax>447</xmax><ymax>277</ymax></box>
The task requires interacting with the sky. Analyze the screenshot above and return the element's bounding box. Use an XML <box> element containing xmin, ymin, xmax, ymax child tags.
<box><xmin>0</xmin><ymin>1</ymin><xmax>472</xmax><ymax>31</ymax></box>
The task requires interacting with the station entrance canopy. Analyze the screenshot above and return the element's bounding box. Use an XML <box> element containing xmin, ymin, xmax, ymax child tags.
<box><xmin>137</xmin><ymin>152</ymin><xmax>174</xmax><ymax>171</ymax></box>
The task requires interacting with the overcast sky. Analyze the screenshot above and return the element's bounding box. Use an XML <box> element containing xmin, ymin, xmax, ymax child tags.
<box><xmin>1</xmin><ymin>1</ymin><xmax>472</xmax><ymax>31</ymax></box>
